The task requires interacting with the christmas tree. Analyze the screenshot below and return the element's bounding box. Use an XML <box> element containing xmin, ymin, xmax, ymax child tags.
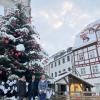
<box><xmin>0</xmin><ymin>3</ymin><xmax>46</xmax><ymax>81</ymax></box>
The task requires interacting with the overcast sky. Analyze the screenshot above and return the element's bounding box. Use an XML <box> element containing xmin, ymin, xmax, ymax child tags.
<box><xmin>0</xmin><ymin>0</ymin><xmax>100</xmax><ymax>56</ymax></box>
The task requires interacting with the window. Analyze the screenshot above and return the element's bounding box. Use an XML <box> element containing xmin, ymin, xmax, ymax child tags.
<box><xmin>62</xmin><ymin>58</ymin><xmax>65</xmax><ymax>63</ymax></box>
<box><xmin>59</xmin><ymin>70</ymin><xmax>61</xmax><ymax>73</ymax></box>
<box><xmin>96</xmin><ymin>30</ymin><xmax>100</xmax><ymax>38</ymax></box>
<box><xmin>63</xmin><ymin>69</ymin><xmax>66</xmax><ymax>72</ymax></box>
<box><xmin>55</xmin><ymin>72</ymin><xmax>57</xmax><ymax>77</ymax></box>
<box><xmin>92</xmin><ymin>65</ymin><xmax>99</xmax><ymax>73</ymax></box>
<box><xmin>80</xmin><ymin>68</ymin><xmax>86</xmax><ymax>75</ymax></box>
<box><xmin>51</xmin><ymin>73</ymin><xmax>53</xmax><ymax>77</ymax></box>
<box><xmin>67</xmin><ymin>56</ymin><xmax>70</xmax><ymax>61</ymax></box>
<box><xmin>58</xmin><ymin>60</ymin><xmax>61</xmax><ymax>65</ymax></box>
<box><xmin>55</xmin><ymin>62</ymin><xmax>57</xmax><ymax>67</ymax></box>
<box><xmin>88</xmin><ymin>50</ymin><xmax>95</xmax><ymax>58</ymax></box>
<box><xmin>79</xmin><ymin>53</ymin><xmax>84</xmax><ymax>61</ymax></box>
<box><xmin>51</xmin><ymin>63</ymin><xmax>53</xmax><ymax>68</ymax></box>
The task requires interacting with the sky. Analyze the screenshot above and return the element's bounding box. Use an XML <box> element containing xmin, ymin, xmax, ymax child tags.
<box><xmin>0</xmin><ymin>0</ymin><xmax>100</xmax><ymax>56</ymax></box>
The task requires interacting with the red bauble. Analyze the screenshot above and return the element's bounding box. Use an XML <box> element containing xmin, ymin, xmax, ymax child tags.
<box><xmin>11</xmin><ymin>51</ymin><xmax>14</xmax><ymax>55</ymax></box>
<box><xmin>15</xmin><ymin>53</ymin><xmax>19</xmax><ymax>57</ymax></box>
<box><xmin>0</xmin><ymin>70</ymin><xmax>2</xmax><ymax>74</ymax></box>
<box><xmin>3</xmin><ymin>38</ymin><xmax>9</xmax><ymax>44</ymax></box>
<box><xmin>4</xmin><ymin>40</ymin><xmax>9</xmax><ymax>44</ymax></box>
<box><xmin>18</xmin><ymin>52</ymin><xmax>21</xmax><ymax>56</ymax></box>
<box><xmin>14</xmin><ymin>33</ymin><xmax>17</xmax><ymax>37</ymax></box>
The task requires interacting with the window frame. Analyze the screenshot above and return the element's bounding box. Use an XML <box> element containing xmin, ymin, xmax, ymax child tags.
<box><xmin>88</xmin><ymin>50</ymin><xmax>95</xmax><ymax>59</ymax></box>
<box><xmin>67</xmin><ymin>56</ymin><xmax>70</xmax><ymax>61</ymax></box>
<box><xmin>55</xmin><ymin>72</ymin><xmax>57</xmax><ymax>77</ymax></box>
<box><xmin>62</xmin><ymin>57</ymin><xmax>65</xmax><ymax>63</ymax></box>
<box><xmin>51</xmin><ymin>63</ymin><xmax>53</xmax><ymax>68</ymax></box>
<box><xmin>58</xmin><ymin>60</ymin><xmax>61</xmax><ymax>65</ymax></box>
<box><xmin>92</xmin><ymin>65</ymin><xmax>99</xmax><ymax>73</ymax></box>
<box><xmin>55</xmin><ymin>62</ymin><xmax>57</xmax><ymax>67</ymax></box>
<box><xmin>80</xmin><ymin>68</ymin><xmax>86</xmax><ymax>75</ymax></box>
<box><xmin>51</xmin><ymin>73</ymin><xmax>53</xmax><ymax>77</ymax></box>
<box><xmin>79</xmin><ymin>53</ymin><xmax>84</xmax><ymax>61</ymax></box>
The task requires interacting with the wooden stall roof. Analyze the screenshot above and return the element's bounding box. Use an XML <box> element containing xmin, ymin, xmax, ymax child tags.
<box><xmin>54</xmin><ymin>72</ymin><xmax>93</xmax><ymax>87</ymax></box>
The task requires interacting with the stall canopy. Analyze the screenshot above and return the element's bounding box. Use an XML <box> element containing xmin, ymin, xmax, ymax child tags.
<box><xmin>48</xmin><ymin>72</ymin><xmax>93</xmax><ymax>93</ymax></box>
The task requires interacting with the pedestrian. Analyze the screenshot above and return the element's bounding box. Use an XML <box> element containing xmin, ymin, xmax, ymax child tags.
<box><xmin>25</xmin><ymin>67</ymin><xmax>33</xmax><ymax>82</ymax></box>
<box><xmin>38</xmin><ymin>74</ymin><xmax>48</xmax><ymax>100</ymax></box>
<box><xmin>17</xmin><ymin>75</ymin><xmax>26</xmax><ymax>100</ymax></box>
<box><xmin>28</xmin><ymin>75</ymin><xmax>37</xmax><ymax>100</ymax></box>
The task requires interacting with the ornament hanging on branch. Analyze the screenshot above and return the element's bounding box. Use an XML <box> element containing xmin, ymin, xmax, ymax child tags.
<box><xmin>3</xmin><ymin>37</ymin><xmax>9</xmax><ymax>44</ymax></box>
<box><xmin>14</xmin><ymin>29</ymin><xmax>21</xmax><ymax>38</ymax></box>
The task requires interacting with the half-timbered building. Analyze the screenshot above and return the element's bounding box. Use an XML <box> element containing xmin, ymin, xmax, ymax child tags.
<box><xmin>73</xmin><ymin>19</ymin><xmax>100</xmax><ymax>94</ymax></box>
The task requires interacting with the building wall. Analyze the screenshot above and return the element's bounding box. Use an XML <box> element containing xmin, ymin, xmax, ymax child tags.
<box><xmin>44</xmin><ymin>51</ymin><xmax>73</xmax><ymax>78</ymax></box>
<box><xmin>73</xmin><ymin>21</ymin><xmax>100</xmax><ymax>93</ymax></box>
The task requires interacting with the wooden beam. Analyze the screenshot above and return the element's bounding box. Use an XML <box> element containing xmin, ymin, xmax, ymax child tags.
<box><xmin>63</xmin><ymin>77</ymin><xmax>69</xmax><ymax>85</ymax></box>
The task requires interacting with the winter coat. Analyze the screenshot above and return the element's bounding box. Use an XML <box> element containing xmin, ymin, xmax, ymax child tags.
<box><xmin>25</xmin><ymin>70</ymin><xmax>33</xmax><ymax>82</ymax></box>
<box><xmin>17</xmin><ymin>80</ymin><xmax>26</xmax><ymax>96</ymax></box>
<box><xmin>28</xmin><ymin>80</ymin><xmax>38</xmax><ymax>96</ymax></box>
<box><xmin>38</xmin><ymin>80</ymin><xmax>48</xmax><ymax>94</ymax></box>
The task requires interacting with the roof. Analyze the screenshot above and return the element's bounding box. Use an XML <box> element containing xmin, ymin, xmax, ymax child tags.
<box><xmin>73</xmin><ymin>41</ymin><xmax>97</xmax><ymax>51</ymax></box>
<box><xmin>73</xmin><ymin>19</ymin><xmax>100</xmax><ymax>49</ymax></box>
<box><xmin>54</xmin><ymin>72</ymin><xmax>93</xmax><ymax>87</ymax></box>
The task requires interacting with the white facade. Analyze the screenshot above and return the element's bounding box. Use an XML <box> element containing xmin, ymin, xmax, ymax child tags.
<box><xmin>44</xmin><ymin>48</ymin><xmax>73</xmax><ymax>78</ymax></box>
<box><xmin>73</xmin><ymin>19</ymin><xmax>100</xmax><ymax>94</ymax></box>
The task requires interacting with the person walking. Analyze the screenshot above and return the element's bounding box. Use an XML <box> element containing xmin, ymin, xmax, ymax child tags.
<box><xmin>28</xmin><ymin>75</ymin><xmax>38</xmax><ymax>100</ymax></box>
<box><xmin>38</xmin><ymin>75</ymin><xmax>48</xmax><ymax>100</ymax></box>
<box><xmin>17</xmin><ymin>75</ymin><xmax>26</xmax><ymax>100</ymax></box>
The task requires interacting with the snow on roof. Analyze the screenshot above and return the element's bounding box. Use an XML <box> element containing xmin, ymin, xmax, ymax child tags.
<box><xmin>74</xmin><ymin>19</ymin><xmax>100</xmax><ymax>49</ymax></box>
<box><xmin>52</xmin><ymin>72</ymin><xmax>93</xmax><ymax>86</ymax></box>
<box><xmin>29</xmin><ymin>60</ymin><xmax>44</xmax><ymax>68</ymax></box>
<box><xmin>84</xmin><ymin>19</ymin><xmax>100</xmax><ymax>30</ymax></box>
<box><xmin>73</xmin><ymin>40</ymin><xmax>96</xmax><ymax>50</ymax></box>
